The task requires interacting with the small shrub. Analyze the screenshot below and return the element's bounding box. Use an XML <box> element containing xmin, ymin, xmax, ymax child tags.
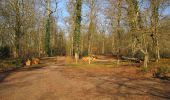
<box><xmin>154</xmin><ymin>66</ymin><xmax>170</xmax><ymax>78</ymax></box>
<box><xmin>0</xmin><ymin>46</ymin><xmax>10</xmax><ymax>59</ymax></box>
<box><xmin>134</xmin><ymin>51</ymin><xmax>144</xmax><ymax>60</ymax></box>
<box><xmin>82</xmin><ymin>50</ymin><xmax>88</xmax><ymax>56</ymax></box>
<box><xmin>15</xmin><ymin>58</ymin><xmax>24</xmax><ymax>67</ymax></box>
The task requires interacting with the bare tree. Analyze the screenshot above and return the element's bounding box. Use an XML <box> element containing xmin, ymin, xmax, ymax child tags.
<box><xmin>150</xmin><ymin>0</ymin><xmax>160</xmax><ymax>62</ymax></box>
<box><xmin>73</xmin><ymin>0</ymin><xmax>82</xmax><ymax>64</ymax></box>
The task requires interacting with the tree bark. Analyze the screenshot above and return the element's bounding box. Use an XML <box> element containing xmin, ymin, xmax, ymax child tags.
<box><xmin>144</xmin><ymin>52</ymin><xmax>149</xmax><ymax>68</ymax></box>
<box><xmin>116</xmin><ymin>0</ymin><xmax>122</xmax><ymax>65</ymax></box>
<box><xmin>151</xmin><ymin>0</ymin><xmax>160</xmax><ymax>62</ymax></box>
<box><xmin>45</xmin><ymin>0</ymin><xmax>51</xmax><ymax>56</ymax></box>
<box><xmin>74</xmin><ymin>0</ymin><xmax>82</xmax><ymax>63</ymax></box>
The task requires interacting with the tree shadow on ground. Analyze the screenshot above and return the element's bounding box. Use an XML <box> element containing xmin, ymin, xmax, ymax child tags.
<box><xmin>58</xmin><ymin>66</ymin><xmax>170</xmax><ymax>99</ymax></box>
<box><xmin>0</xmin><ymin>65</ymin><xmax>46</xmax><ymax>83</ymax></box>
<box><xmin>95</xmin><ymin>75</ymin><xmax>170</xmax><ymax>99</ymax></box>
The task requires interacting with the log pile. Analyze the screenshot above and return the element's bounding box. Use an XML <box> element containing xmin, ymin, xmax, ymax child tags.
<box><xmin>32</xmin><ymin>58</ymin><xmax>40</xmax><ymax>64</ymax></box>
<box><xmin>25</xmin><ymin>58</ymin><xmax>40</xmax><ymax>66</ymax></box>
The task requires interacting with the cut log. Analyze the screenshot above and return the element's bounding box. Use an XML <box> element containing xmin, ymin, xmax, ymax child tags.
<box><xmin>32</xmin><ymin>58</ymin><xmax>40</xmax><ymax>65</ymax></box>
<box><xmin>25</xmin><ymin>59</ymin><xmax>31</xmax><ymax>66</ymax></box>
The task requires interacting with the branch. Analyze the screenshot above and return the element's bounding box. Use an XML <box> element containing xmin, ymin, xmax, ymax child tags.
<box><xmin>40</xmin><ymin>0</ymin><xmax>58</xmax><ymax>16</ymax></box>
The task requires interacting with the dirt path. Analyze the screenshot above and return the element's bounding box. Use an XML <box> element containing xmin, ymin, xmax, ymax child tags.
<box><xmin>0</xmin><ymin>57</ymin><xmax>170</xmax><ymax>100</ymax></box>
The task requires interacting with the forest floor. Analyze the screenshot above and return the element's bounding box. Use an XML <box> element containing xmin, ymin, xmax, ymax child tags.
<box><xmin>0</xmin><ymin>56</ymin><xmax>170</xmax><ymax>100</ymax></box>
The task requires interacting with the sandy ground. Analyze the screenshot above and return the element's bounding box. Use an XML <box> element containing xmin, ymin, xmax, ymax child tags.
<box><xmin>0</xmin><ymin>56</ymin><xmax>170</xmax><ymax>100</ymax></box>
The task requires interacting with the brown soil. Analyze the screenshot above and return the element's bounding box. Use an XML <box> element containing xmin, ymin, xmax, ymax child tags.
<box><xmin>0</xmin><ymin>56</ymin><xmax>170</xmax><ymax>100</ymax></box>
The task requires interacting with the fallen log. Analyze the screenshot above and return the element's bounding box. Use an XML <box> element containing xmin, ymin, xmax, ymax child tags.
<box><xmin>121</xmin><ymin>56</ymin><xmax>141</xmax><ymax>63</ymax></box>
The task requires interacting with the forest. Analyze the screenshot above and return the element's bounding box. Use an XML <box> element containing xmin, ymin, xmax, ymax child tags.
<box><xmin>0</xmin><ymin>0</ymin><xmax>170</xmax><ymax>100</ymax></box>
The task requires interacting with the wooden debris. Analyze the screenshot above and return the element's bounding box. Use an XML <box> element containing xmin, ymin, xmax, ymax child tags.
<box><xmin>121</xmin><ymin>56</ymin><xmax>141</xmax><ymax>63</ymax></box>
<box><xmin>32</xmin><ymin>58</ymin><xmax>40</xmax><ymax>65</ymax></box>
<box><xmin>82</xmin><ymin>56</ymin><xmax>96</xmax><ymax>62</ymax></box>
<box><xmin>25</xmin><ymin>59</ymin><xmax>31</xmax><ymax>66</ymax></box>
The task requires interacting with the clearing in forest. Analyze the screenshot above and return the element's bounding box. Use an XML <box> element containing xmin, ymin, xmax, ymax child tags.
<box><xmin>0</xmin><ymin>56</ymin><xmax>170</xmax><ymax>100</ymax></box>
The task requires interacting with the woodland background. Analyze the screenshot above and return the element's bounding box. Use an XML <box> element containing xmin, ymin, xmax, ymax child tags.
<box><xmin>0</xmin><ymin>0</ymin><xmax>170</xmax><ymax>66</ymax></box>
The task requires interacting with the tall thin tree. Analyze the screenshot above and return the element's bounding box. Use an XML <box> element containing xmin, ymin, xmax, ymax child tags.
<box><xmin>74</xmin><ymin>0</ymin><xmax>82</xmax><ymax>63</ymax></box>
<box><xmin>150</xmin><ymin>0</ymin><xmax>160</xmax><ymax>62</ymax></box>
<box><xmin>45</xmin><ymin>0</ymin><xmax>51</xmax><ymax>56</ymax></box>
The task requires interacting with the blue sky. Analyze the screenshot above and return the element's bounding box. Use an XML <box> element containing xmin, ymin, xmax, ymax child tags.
<box><xmin>163</xmin><ymin>7</ymin><xmax>170</xmax><ymax>16</ymax></box>
<box><xmin>58</xmin><ymin>0</ymin><xmax>69</xmax><ymax>17</ymax></box>
<box><xmin>53</xmin><ymin>0</ymin><xmax>89</xmax><ymax>30</ymax></box>
<box><xmin>53</xmin><ymin>0</ymin><xmax>68</xmax><ymax>28</ymax></box>
<box><xmin>52</xmin><ymin>0</ymin><xmax>170</xmax><ymax>31</ymax></box>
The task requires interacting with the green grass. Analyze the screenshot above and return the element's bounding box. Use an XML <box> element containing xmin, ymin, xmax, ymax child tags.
<box><xmin>65</xmin><ymin>60</ymin><xmax>129</xmax><ymax>68</ymax></box>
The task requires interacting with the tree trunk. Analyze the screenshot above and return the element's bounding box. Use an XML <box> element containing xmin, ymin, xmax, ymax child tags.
<box><xmin>144</xmin><ymin>52</ymin><xmax>149</xmax><ymax>68</ymax></box>
<box><xmin>102</xmin><ymin>39</ymin><xmax>105</xmax><ymax>55</ymax></box>
<box><xmin>75</xmin><ymin>52</ymin><xmax>79</xmax><ymax>64</ymax></box>
<box><xmin>116</xmin><ymin>0</ymin><xmax>122</xmax><ymax>65</ymax></box>
<box><xmin>151</xmin><ymin>0</ymin><xmax>160</xmax><ymax>62</ymax></box>
<box><xmin>155</xmin><ymin>39</ymin><xmax>160</xmax><ymax>62</ymax></box>
<box><xmin>73</xmin><ymin>0</ymin><xmax>82</xmax><ymax>63</ymax></box>
<box><xmin>88</xmin><ymin>39</ymin><xmax>91</xmax><ymax>55</ymax></box>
